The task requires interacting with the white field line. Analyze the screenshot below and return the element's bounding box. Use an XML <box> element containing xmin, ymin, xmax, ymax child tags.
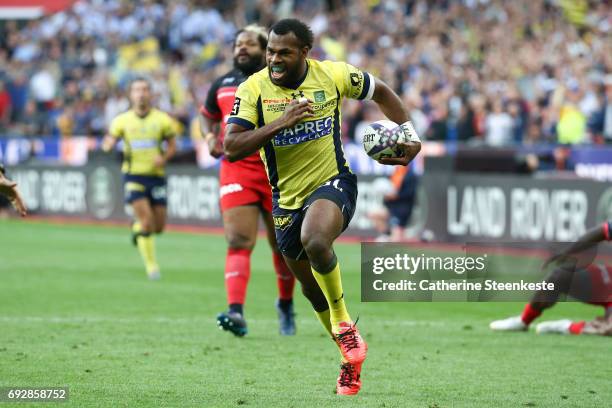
<box><xmin>0</xmin><ymin>316</ymin><xmax>447</xmax><ymax>326</ymax></box>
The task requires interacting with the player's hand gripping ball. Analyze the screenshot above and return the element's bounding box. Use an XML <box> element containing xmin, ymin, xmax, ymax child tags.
<box><xmin>361</xmin><ymin>120</ymin><xmax>406</xmax><ymax>161</ymax></box>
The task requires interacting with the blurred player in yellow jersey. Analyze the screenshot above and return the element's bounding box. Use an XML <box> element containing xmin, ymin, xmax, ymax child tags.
<box><xmin>103</xmin><ymin>77</ymin><xmax>177</xmax><ymax>280</ymax></box>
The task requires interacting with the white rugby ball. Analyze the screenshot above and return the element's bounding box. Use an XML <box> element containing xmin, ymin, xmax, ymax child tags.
<box><xmin>361</xmin><ymin>120</ymin><xmax>406</xmax><ymax>160</ymax></box>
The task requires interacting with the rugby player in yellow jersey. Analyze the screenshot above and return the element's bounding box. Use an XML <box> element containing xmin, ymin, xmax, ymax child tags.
<box><xmin>224</xmin><ymin>19</ymin><xmax>421</xmax><ymax>395</ymax></box>
<box><xmin>102</xmin><ymin>77</ymin><xmax>177</xmax><ymax>280</ymax></box>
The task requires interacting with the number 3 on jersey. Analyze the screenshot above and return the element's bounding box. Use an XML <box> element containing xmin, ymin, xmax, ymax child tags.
<box><xmin>231</xmin><ymin>97</ymin><xmax>241</xmax><ymax>116</ymax></box>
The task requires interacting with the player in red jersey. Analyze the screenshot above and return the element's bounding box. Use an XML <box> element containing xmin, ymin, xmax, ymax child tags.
<box><xmin>490</xmin><ymin>221</ymin><xmax>612</xmax><ymax>336</ymax></box>
<box><xmin>200</xmin><ymin>25</ymin><xmax>296</xmax><ymax>337</ymax></box>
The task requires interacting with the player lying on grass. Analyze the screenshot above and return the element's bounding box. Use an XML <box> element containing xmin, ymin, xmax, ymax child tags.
<box><xmin>0</xmin><ymin>164</ymin><xmax>26</xmax><ymax>217</ymax></box>
<box><xmin>103</xmin><ymin>77</ymin><xmax>177</xmax><ymax>280</ymax></box>
<box><xmin>490</xmin><ymin>221</ymin><xmax>612</xmax><ymax>335</ymax></box>
<box><xmin>200</xmin><ymin>25</ymin><xmax>297</xmax><ymax>337</ymax></box>
<box><xmin>223</xmin><ymin>19</ymin><xmax>420</xmax><ymax>395</ymax></box>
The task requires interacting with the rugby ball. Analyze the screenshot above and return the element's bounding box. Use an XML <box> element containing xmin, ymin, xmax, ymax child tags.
<box><xmin>361</xmin><ymin>120</ymin><xmax>406</xmax><ymax>160</ymax></box>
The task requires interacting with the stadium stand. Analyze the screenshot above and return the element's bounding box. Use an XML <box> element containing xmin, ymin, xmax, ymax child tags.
<box><xmin>0</xmin><ymin>0</ymin><xmax>609</xmax><ymax>146</ymax></box>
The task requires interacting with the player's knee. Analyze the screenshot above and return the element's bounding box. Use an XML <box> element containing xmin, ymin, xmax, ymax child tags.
<box><xmin>301</xmin><ymin>233</ymin><xmax>331</xmax><ymax>260</ymax></box>
<box><xmin>226</xmin><ymin>233</ymin><xmax>255</xmax><ymax>251</ymax></box>
<box><xmin>140</xmin><ymin>219</ymin><xmax>154</xmax><ymax>233</ymax></box>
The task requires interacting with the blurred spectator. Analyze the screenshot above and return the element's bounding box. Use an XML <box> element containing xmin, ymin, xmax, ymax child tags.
<box><xmin>507</xmin><ymin>101</ymin><xmax>526</xmax><ymax>143</ymax></box>
<box><xmin>104</xmin><ymin>89</ymin><xmax>130</xmax><ymax>129</ymax></box>
<box><xmin>555</xmin><ymin>86</ymin><xmax>588</xmax><ymax>144</ymax></box>
<box><xmin>0</xmin><ymin>79</ymin><xmax>12</xmax><ymax>132</ymax></box>
<box><xmin>426</xmin><ymin>103</ymin><xmax>449</xmax><ymax>142</ymax></box>
<box><xmin>603</xmin><ymin>77</ymin><xmax>612</xmax><ymax>142</ymax></box>
<box><xmin>29</xmin><ymin>63</ymin><xmax>57</xmax><ymax>110</ymax></box>
<box><xmin>5</xmin><ymin>72</ymin><xmax>29</xmax><ymax>126</ymax></box>
<box><xmin>588</xmin><ymin>74</ymin><xmax>612</xmax><ymax>143</ymax></box>
<box><xmin>456</xmin><ymin>101</ymin><xmax>477</xmax><ymax>142</ymax></box>
<box><xmin>485</xmin><ymin>100</ymin><xmax>513</xmax><ymax>147</ymax></box>
<box><xmin>56</xmin><ymin>104</ymin><xmax>74</xmax><ymax>137</ymax></box>
<box><xmin>368</xmin><ymin>164</ymin><xmax>419</xmax><ymax>241</ymax></box>
<box><xmin>469</xmin><ymin>94</ymin><xmax>487</xmax><ymax>141</ymax></box>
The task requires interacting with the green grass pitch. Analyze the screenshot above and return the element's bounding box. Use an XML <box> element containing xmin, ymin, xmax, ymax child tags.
<box><xmin>0</xmin><ymin>220</ymin><xmax>610</xmax><ymax>407</ymax></box>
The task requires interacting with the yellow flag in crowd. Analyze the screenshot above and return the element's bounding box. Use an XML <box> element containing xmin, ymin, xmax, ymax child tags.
<box><xmin>117</xmin><ymin>37</ymin><xmax>162</xmax><ymax>72</ymax></box>
<box><xmin>560</xmin><ymin>0</ymin><xmax>587</xmax><ymax>27</ymax></box>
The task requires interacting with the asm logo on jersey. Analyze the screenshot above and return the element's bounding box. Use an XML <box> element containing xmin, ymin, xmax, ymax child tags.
<box><xmin>273</xmin><ymin>117</ymin><xmax>333</xmax><ymax>146</ymax></box>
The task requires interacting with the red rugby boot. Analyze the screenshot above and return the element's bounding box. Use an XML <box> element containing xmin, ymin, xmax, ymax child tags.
<box><xmin>336</xmin><ymin>361</ymin><xmax>362</xmax><ymax>395</ymax></box>
<box><xmin>334</xmin><ymin>321</ymin><xmax>367</xmax><ymax>365</ymax></box>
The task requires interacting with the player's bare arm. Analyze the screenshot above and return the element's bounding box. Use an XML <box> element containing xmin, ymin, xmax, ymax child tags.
<box><xmin>0</xmin><ymin>166</ymin><xmax>27</xmax><ymax>217</ymax></box>
<box><xmin>154</xmin><ymin>137</ymin><xmax>177</xmax><ymax>168</ymax></box>
<box><xmin>542</xmin><ymin>223</ymin><xmax>609</xmax><ymax>269</ymax></box>
<box><xmin>370</xmin><ymin>77</ymin><xmax>421</xmax><ymax>166</ymax></box>
<box><xmin>101</xmin><ymin>135</ymin><xmax>119</xmax><ymax>153</ymax></box>
<box><xmin>199</xmin><ymin>114</ymin><xmax>223</xmax><ymax>158</ymax></box>
<box><xmin>223</xmin><ymin>98</ymin><xmax>314</xmax><ymax>162</ymax></box>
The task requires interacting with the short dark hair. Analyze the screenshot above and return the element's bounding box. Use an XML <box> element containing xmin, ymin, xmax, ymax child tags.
<box><xmin>128</xmin><ymin>76</ymin><xmax>151</xmax><ymax>91</ymax></box>
<box><xmin>234</xmin><ymin>25</ymin><xmax>268</xmax><ymax>50</ymax></box>
<box><xmin>270</xmin><ymin>19</ymin><xmax>314</xmax><ymax>50</ymax></box>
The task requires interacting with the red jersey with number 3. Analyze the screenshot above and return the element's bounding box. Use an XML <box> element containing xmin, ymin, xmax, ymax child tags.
<box><xmin>200</xmin><ymin>69</ymin><xmax>261</xmax><ymax>166</ymax></box>
<box><xmin>200</xmin><ymin>69</ymin><xmax>271</xmax><ymax>212</ymax></box>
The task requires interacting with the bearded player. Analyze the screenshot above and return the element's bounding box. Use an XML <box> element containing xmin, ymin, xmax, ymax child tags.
<box><xmin>200</xmin><ymin>25</ymin><xmax>297</xmax><ymax>337</ymax></box>
<box><xmin>103</xmin><ymin>77</ymin><xmax>177</xmax><ymax>280</ymax></box>
<box><xmin>490</xmin><ymin>221</ymin><xmax>612</xmax><ymax>336</ymax></box>
<box><xmin>224</xmin><ymin>19</ymin><xmax>420</xmax><ymax>395</ymax></box>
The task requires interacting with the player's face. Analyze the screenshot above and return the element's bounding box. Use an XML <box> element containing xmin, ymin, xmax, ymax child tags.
<box><xmin>129</xmin><ymin>80</ymin><xmax>151</xmax><ymax>110</ymax></box>
<box><xmin>266</xmin><ymin>31</ymin><xmax>308</xmax><ymax>87</ymax></box>
<box><xmin>233</xmin><ymin>31</ymin><xmax>265</xmax><ymax>75</ymax></box>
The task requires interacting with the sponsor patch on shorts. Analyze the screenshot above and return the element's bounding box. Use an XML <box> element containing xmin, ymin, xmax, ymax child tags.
<box><xmin>220</xmin><ymin>183</ymin><xmax>244</xmax><ymax>198</ymax></box>
<box><xmin>273</xmin><ymin>214</ymin><xmax>293</xmax><ymax>231</ymax></box>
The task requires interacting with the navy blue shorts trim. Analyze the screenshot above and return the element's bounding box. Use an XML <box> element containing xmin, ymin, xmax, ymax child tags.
<box><xmin>123</xmin><ymin>174</ymin><xmax>167</xmax><ymax>206</ymax></box>
<box><xmin>273</xmin><ymin>173</ymin><xmax>357</xmax><ymax>260</ymax></box>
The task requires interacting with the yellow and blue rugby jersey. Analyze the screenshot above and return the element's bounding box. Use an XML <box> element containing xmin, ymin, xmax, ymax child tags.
<box><xmin>109</xmin><ymin>108</ymin><xmax>176</xmax><ymax>177</ymax></box>
<box><xmin>227</xmin><ymin>59</ymin><xmax>374</xmax><ymax>210</ymax></box>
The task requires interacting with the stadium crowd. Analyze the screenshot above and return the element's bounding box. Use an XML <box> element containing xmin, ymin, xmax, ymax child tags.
<box><xmin>0</xmin><ymin>0</ymin><xmax>610</xmax><ymax>146</ymax></box>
